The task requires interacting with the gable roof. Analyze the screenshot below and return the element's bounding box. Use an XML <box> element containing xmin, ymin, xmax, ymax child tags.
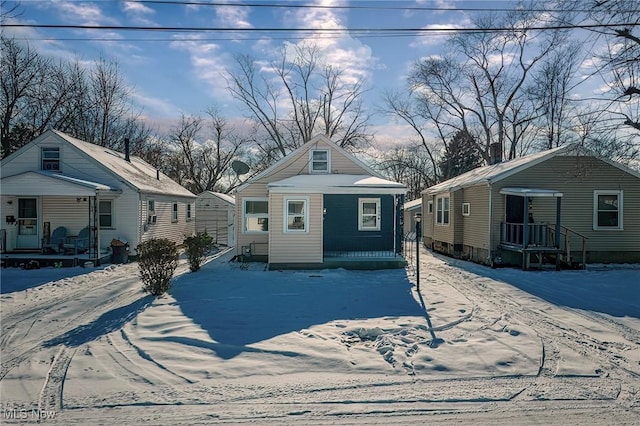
<box><xmin>49</xmin><ymin>130</ymin><xmax>195</xmax><ymax>198</ymax></box>
<box><xmin>1</xmin><ymin>171</ymin><xmax>120</xmax><ymax>196</ymax></box>
<box><xmin>237</xmin><ymin>134</ymin><xmax>383</xmax><ymax>192</ymax></box>
<box><xmin>425</xmin><ymin>144</ymin><xmax>640</xmax><ymax>195</ymax></box>
<box><xmin>403</xmin><ymin>198</ymin><xmax>422</xmax><ymax>210</ymax></box>
<box><xmin>197</xmin><ymin>191</ymin><xmax>235</xmax><ymax>205</ymax></box>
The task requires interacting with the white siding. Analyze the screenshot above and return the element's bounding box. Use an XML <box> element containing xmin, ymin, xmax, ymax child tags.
<box><xmin>268</xmin><ymin>193</ymin><xmax>323</xmax><ymax>264</ymax></box>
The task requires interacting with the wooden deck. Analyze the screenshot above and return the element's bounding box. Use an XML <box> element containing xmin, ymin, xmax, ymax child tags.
<box><xmin>1</xmin><ymin>250</ymin><xmax>113</xmax><ymax>268</ymax></box>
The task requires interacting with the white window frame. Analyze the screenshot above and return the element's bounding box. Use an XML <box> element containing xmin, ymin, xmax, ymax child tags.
<box><xmin>309</xmin><ymin>149</ymin><xmax>330</xmax><ymax>173</ymax></box>
<box><xmin>462</xmin><ymin>202</ymin><xmax>470</xmax><ymax>216</ymax></box>
<box><xmin>42</xmin><ymin>147</ymin><xmax>60</xmax><ymax>171</ymax></box>
<box><xmin>593</xmin><ymin>190</ymin><xmax>623</xmax><ymax>230</ymax></box>
<box><xmin>172</xmin><ymin>202</ymin><xmax>178</xmax><ymax>222</ymax></box>
<box><xmin>436</xmin><ymin>195</ymin><xmax>450</xmax><ymax>225</ymax></box>
<box><xmin>99</xmin><ymin>199</ymin><xmax>113</xmax><ymax>229</ymax></box>
<box><xmin>186</xmin><ymin>203</ymin><xmax>192</xmax><ymax>221</ymax></box>
<box><xmin>243</xmin><ymin>197</ymin><xmax>269</xmax><ymax>234</ymax></box>
<box><xmin>427</xmin><ymin>200</ymin><xmax>433</xmax><ymax>214</ymax></box>
<box><xmin>283</xmin><ymin>197</ymin><xmax>309</xmax><ymax>233</ymax></box>
<box><xmin>358</xmin><ymin>198</ymin><xmax>381</xmax><ymax>231</ymax></box>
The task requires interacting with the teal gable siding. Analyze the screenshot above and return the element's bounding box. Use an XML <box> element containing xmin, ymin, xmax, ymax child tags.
<box><xmin>323</xmin><ymin>194</ymin><xmax>396</xmax><ymax>252</ymax></box>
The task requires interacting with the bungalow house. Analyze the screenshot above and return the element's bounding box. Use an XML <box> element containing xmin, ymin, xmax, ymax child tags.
<box><xmin>235</xmin><ymin>134</ymin><xmax>407</xmax><ymax>269</ymax></box>
<box><xmin>1</xmin><ymin>129</ymin><xmax>196</xmax><ymax>265</ymax></box>
<box><xmin>196</xmin><ymin>191</ymin><xmax>235</xmax><ymax>246</ymax></box>
<box><xmin>422</xmin><ymin>144</ymin><xmax>640</xmax><ymax>269</ymax></box>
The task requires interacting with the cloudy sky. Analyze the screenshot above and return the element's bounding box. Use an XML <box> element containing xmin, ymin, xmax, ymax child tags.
<box><xmin>3</xmin><ymin>0</ymin><xmax>600</xmax><ymax>146</ymax></box>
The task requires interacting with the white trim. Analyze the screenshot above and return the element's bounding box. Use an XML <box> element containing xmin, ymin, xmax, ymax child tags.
<box><xmin>358</xmin><ymin>198</ymin><xmax>381</xmax><ymax>231</ymax></box>
<box><xmin>462</xmin><ymin>202</ymin><xmax>470</xmax><ymax>216</ymax></box>
<box><xmin>242</xmin><ymin>197</ymin><xmax>269</xmax><ymax>234</ymax></box>
<box><xmin>283</xmin><ymin>197</ymin><xmax>309</xmax><ymax>233</ymax></box>
<box><xmin>593</xmin><ymin>190</ymin><xmax>623</xmax><ymax>231</ymax></box>
<box><xmin>309</xmin><ymin>149</ymin><xmax>330</xmax><ymax>174</ymax></box>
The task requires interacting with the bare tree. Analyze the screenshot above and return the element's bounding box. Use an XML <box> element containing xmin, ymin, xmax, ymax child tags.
<box><xmin>164</xmin><ymin>109</ymin><xmax>248</xmax><ymax>194</ymax></box>
<box><xmin>530</xmin><ymin>43</ymin><xmax>581</xmax><ymax>150</ymax></box>
<box><xmin>226</xmin><ymin>43</ymin><xmax>372</xmax><ymax>164</ymax></box>
<box><xmin>585</xmin><ymin>0</ymin><xmax>640</xmax><ymax>134</ymax></box>
<box><xmin>0</xmin><ymin>35</ymin><xmax>49</xmax><ymax>156</ymax></box>
<box><xmin>375</xmin><ymin>145</ymin><xmax>436</xmax><ymax>201</ymax></box>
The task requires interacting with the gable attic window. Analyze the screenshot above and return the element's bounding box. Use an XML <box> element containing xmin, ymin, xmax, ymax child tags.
<box><xmin>42</xmin><ymin>147</ymin><xmax>60</xmax><ymax>171</ymax></box>
<box><xmin>310</xmin><ymin>149</ymin><xmax>330</xmax><ymax>173</ymax></box>
<box><xmin>593</xmin><ymin>190</ymin><xmax>623</xmax><ymax>230</ymax></box>
<box><xmin>244</xmin><ymin>198</ymin><xmax>269</xmax><ymax>233</ymax></box>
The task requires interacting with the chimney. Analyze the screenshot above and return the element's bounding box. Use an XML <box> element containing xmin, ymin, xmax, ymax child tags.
<box><xmin>124</xmin><ymin>138</ymin><xmax>130</xmax><ymax>162</ymax></box>
<box><xmin>489</xmin><ymin>142</ymin><xmax>502</xmax><ymax>165</ymax></box>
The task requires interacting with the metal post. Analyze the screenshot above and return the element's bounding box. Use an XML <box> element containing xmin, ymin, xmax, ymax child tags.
<box><xmin>415</xmin><ymin>213</ymin><xmax>422</xmax><ymax>292</ymax></box>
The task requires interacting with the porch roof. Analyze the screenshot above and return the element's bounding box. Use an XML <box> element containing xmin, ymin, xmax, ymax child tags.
<box><xmin>499</xmin><ymin>187</ymin><xmax>563</xmax><ymax>197</ymax></box>
<box><xmin>1</xmin><ymin>171</ymin><xmax>121</xmax><ymax>196</ymax></box>
<box><xmin>267</xmin><ymin>174</ymin><xmax>406</xmax><ymax>194</ymax></box>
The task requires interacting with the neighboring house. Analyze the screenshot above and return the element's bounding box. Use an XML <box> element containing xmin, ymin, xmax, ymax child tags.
<box><xmin>403</xmin><ymin>198</ymin><xmax>423</xmax><ymax>235</ymax></box>
<box><xmin>422</xmin><ymin>144</ymin><xmax>640</xmax><ymax>269</ymax></box>
<box><xmin>196</xmin><ymin>191</ymin><xmax>235</xmax><ymax>246</ymax></box>
<box><xmin>1</xmin><ymin>129</ymin><xmax>196</xmax><ymax>263</ymax></box>
<box><xmin>235</xmin><ymin>134</ymin><xmax>407</xmax><ymax>269</ymax></box>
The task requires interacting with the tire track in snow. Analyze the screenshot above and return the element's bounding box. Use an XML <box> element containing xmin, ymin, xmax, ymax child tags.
<box><xmin>38</xmin><ymin>345</ymin><xmax>77</xmax><ymax>411</ymax></box>
<box><xmin>426</xmin><ymin>255</ymin><xmax>639</xmax><ymax>406</ymax></box>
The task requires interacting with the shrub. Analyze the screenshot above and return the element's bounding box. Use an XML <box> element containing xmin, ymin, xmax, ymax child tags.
<box><xmin>183</xmin><ymin>232</ymin><xmax>214</xmax><ymax>272</ymax></box>
<box><xmin>137</xmin><ymin>238</ymin><xmax>179</xmax><ymax>295</ymax></box>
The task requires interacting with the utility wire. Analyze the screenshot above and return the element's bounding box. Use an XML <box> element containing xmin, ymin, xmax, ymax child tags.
<box><xmin>4</xmin><ymin>22</ymin><xmax>638</xmax><ymax>33</ymax></box>
<box><xmin>134</xmin><ymin>0</ymin><xmax>605</xmax><ymax>14</ymax></box>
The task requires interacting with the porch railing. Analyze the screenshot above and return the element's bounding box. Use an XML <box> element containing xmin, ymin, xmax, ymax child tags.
<box><xmin>500</xmin><ymin>222</ymin><xmax>588</xmax><ymax>268</ymax></box>
<box><xmin>500</xmin><ymin>222</ymin><xmax>551</xmax><ymax>247</ymax></box>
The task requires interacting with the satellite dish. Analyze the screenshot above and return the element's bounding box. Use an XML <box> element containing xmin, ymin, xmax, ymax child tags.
<box><xmin>231</xmin><ymin>160</ymin><xmax>250</xmax><ymax>176</ymax></box>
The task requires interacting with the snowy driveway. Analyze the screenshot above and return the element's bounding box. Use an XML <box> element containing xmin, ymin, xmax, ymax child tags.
<box><xmin>1</xmin><ymin>248</ymin><xmax>639</xmax><ymax>424</ymax></box>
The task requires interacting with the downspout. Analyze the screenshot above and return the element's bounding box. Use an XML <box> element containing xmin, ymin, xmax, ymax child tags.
<box><xmin>487</xmin><ymin>183</ymin><xmax>493</xmax><ymax>265</ymax></box>
<box><xmin>393</xmin><ymin>194</ymin><xmax>397</xmax><ymax>255</ymax></box>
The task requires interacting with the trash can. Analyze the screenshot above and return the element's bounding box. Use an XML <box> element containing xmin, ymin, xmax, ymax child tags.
<box><xmin>110</xmin><ymin>239</ymin><xmax>129</xmax><ymax>264</ymax></box>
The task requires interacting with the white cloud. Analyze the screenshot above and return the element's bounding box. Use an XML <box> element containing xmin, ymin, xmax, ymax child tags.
<box><xmin>46</xmin><ymin>0</ymin><xmax>117</xmax><ymax>25</ymax></box>
<box><xmin>123</xmin><ymin>1</ymin><xmax>155</xmax><ymax>15</ymax></box>
<box><xmin>170</xmin><ymin>37</ymin><xmax>234</xmax><ymax>102</ymax></box>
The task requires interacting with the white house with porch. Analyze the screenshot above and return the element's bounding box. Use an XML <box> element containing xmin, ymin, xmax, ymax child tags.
<box><xmin>1</xmin><ymin>129</ymin><xmax>196</xmax><ymax>266</ymax></box>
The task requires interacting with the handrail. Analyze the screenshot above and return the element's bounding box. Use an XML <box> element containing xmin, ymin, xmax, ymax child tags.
<box><xmin>548</xmin><ymin>224</ymin><xmax>588</xmax><ymax>269</ymax></box>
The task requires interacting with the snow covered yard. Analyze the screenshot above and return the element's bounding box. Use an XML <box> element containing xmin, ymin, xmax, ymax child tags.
<box><xmin>1</xmin><ymin>248</ymin><xmax>639</xmax><ymax>424</ymax></box>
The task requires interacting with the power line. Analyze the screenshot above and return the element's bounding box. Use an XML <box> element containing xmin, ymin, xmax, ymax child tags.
<box><xmin>134</xmin><ymin>0</ymin><xmax>603</xmax><ymax>14</ymax></box>
<box><xmin>4</xmin><ymin>22</ymin><xmax>638</xmax><ymax>33</ymax></box>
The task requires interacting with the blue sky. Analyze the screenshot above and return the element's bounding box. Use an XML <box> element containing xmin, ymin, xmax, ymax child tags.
<box><xmin>2</xmin><ymin>1</ymin><xmax>599</xmax><ymax>147</ymax></box>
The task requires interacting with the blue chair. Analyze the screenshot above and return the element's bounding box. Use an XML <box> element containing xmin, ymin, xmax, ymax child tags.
<box><xmin>74</xmin><ymin>226</ymin><xmax>90</xmax><ymax>254</ymax></box>
<box><xmin>64</xmin><ymin>226</ymin><xmax>90</xmax><ymax>255</ymax></box>
<box><xmin>42</xmin><ymin>226</ymin><xmax>67</xmax><ymax>254</ymax></box>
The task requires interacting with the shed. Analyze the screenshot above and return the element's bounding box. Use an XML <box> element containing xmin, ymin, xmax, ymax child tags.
<box><xmin>196</xmin><ymin>191</ymin><xmax>235</xmax><ymax>246</ymax></box>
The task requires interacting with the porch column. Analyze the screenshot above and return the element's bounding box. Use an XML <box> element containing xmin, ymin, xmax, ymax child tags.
<box><xmin>522</xmin><ymin>196</ymin><xmax>530</xmax><ymax>248</ymax></box>
<box><xmin>555</xmin><ymin>197</ymin><xmax>561</xmax><ymax>248</ymax></box>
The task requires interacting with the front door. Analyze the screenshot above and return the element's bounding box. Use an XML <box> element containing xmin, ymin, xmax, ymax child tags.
<box><xmin>505</xmin><ymin>195</ymin><xmax>524</xmax><ymax>223</ymax></box>
<box><xmin>16</xmin><ymin>198</ymin><xmax>39</xmax><ymax>249</ymax></box>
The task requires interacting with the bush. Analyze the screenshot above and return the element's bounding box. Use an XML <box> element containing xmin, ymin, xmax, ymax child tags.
<box><xmin>137</xmin><ymin>238</ymin><xmax>179</xmax><ymax>295</ymax></box>
<box><xmin>183</xmin><ymin>232</ymin><xmax>214</xmax><ymax>272</ymax></box>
